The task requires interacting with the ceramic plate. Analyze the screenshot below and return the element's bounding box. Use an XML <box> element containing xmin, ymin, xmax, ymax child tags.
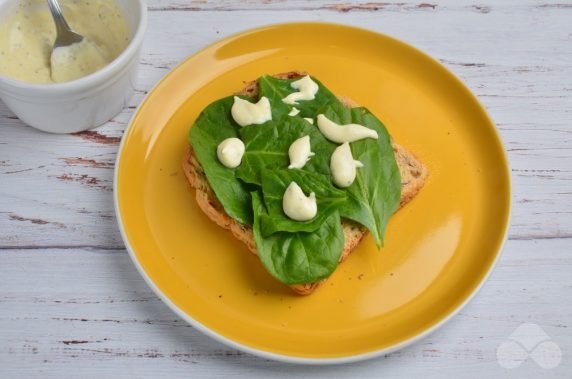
<box><xmin>114</xmin><ymin>23</ymin><xmax>511</xmax><ymax>363</ymax></box>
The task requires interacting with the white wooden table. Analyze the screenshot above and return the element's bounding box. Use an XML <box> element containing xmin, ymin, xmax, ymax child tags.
<box><xmin>1</xmin><ymin>0</ymin><xmax>571</xmax><ymax>377</ymax></box>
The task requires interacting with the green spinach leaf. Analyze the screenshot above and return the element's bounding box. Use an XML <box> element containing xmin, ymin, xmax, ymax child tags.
<box><xmin>189</xmin><ymin>96</ymin><xmax>252</xmax><ymax>224</ymax></box>
<box><xmin>258</xmin><ymin>75</ymin><xmax>340</xmax><ymax>119</ymax></box>
<box><xmin>321</xmin><ymin>104</ymin><xmax>401</xmax><ymax>247</ymax></box>
<box><xmin>259</xmin><ymin>168</ymin><xmax>346</xmax><ymax>237</ymax></box>
<box><xmin>252</xmin><ymin>192</ymin><xmax>344</xmax><ymax>285</ymax></box>
<box><xmin>189</xmin><ymin>75</ymin><xmax>401</xmax><ymax>263</ymax></box>
<box><xmin>236</xmin><ymin>116</ymin><xmax>337</xmax><ymax>186</ymax></box>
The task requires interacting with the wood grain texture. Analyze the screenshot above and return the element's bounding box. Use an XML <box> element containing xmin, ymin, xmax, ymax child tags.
<box><xmin>0</xmin><ymin>0</ymin><xmax>571</xmax><ymax>377</ymax></box>
<box><xmin>0</xmin><ymin>240</ymin><xmax>570</xmax><ymax>377</ymax></box>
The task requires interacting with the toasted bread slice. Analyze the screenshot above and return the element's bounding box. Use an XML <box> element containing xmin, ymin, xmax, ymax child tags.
<box><xmin>183</xmin><ymin>72</ymin><xmax>428</xmax><ymax>295</ymax></box>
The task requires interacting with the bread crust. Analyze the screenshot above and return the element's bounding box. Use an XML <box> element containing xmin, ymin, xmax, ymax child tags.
<box><xmin>183</xmin><ymin>71</ymin><xmax>428</xmax><ymax>295</ymax></box>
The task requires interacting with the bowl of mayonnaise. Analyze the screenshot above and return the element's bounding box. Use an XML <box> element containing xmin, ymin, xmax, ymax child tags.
<box><xmin>0</xmin><ymin>0</ymin><xmax>147</xmax><ymax>133</ymax></box>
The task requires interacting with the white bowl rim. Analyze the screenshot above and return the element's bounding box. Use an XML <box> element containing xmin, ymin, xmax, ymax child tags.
<box><xmin>0</xmin><ymin>0</ymin><xmax>148</xmax><ymax>94</ymax></box>
<box><xmin>113</xmin><ymin>21</ymin><xmax>512</xmax><ymax>365</ymax></box>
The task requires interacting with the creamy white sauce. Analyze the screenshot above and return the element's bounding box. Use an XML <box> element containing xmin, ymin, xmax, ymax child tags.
<box><xmin>330</xmin><ymin>142</ymin><xmax>363</xmax><ymax>188</ymax></box>
<box><xmin>288</xmin><ymin>107</ymin><xmax>300</xmax><ymax>116</ymax></box>
<box><xmin>50</xmin><ymin>38</ymin><xmax>107</xmax><ymax>82</ymax></box>
<box><xmin>231</xmin><ymin>96</ymin><xmax>272</xmax><ymax>127</ymax></box>
<box><xmin>304</xmin><ymin>117</ymin><xmax>314</xmax><ymax>125</ymax></box>
<box><xmin>316</xmin><ymin>114</ymin><xmax>378</xmax><ymax>143</ymax></box>
<box><xmin>282</xmin><ymin>75</ymin><xmax>319</xmax><ymax>105</ymax></box>
<box><xmin>0</xmin><ymin>0</ymin><xmax>129</xmax><ymax>84</ymax></box>
<box><xmin>282</xmin><ymin>182</ymin><xmax>317</xmax><ymax>221</ymax></box>
<box><xmin>217</xmin><ymin>137</ymin><xmax>245</xmax><ymax>168</ymax></box>
<box><xmin>288</xmin><ymin>135</ymin><xmax>314</xmax><ymax>169</ymax></box>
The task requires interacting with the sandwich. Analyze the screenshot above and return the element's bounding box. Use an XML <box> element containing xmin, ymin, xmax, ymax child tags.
<box><xmin>183</xmin><ymin>71</ymin><xmax>427</xmax><ymax>295</ymax></box>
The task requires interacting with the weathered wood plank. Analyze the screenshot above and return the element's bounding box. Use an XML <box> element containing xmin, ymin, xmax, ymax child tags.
<box><xmin>0</xmin><ymin>238</ymin><xmax>570</xmax><ymax>376</ymax></box>
<box><xmin>142</xmin><ymin>0</ymin><xmax>572</xmax><ymax>12</ymax></box>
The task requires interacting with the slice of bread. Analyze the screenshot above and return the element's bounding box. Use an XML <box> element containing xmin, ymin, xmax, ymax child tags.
<box><xmin>183</xmin><ymin>72</ymin><xmax>428</xmax><ymax>295</ymax></box>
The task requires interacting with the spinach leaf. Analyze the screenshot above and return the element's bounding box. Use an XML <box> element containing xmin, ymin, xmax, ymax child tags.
<box><xmin>189</xmin><ymin>96</ymin><xmax>252</xmax><ymax>224</ymax></box>
<box><xmin>252</xmin><ymin>192</ymin><xmax>344</xmax><ymax>285</ymax></box>
<box><xmin>236</xmin><ymin>116</ymin><xmax>337</xmax><ymax>186</ymax></box>
<box><xmin>258</xmin><ymin>75</ymin><xmax>340</xmax><ymax>119</ymax></box>
<box><xmin>189</xmin><ymin>75</ymin><xmax>401</xmax><ymax>257</ymax></box>
<box><xmin>259</xmin><ymin>168</ymin><xmax>346</xmax><ymax>237</ymax></box>
<box><xmin>322</xmin><ymin>104</ymin><xmax>401</xmax><ymax>247</ymax></box>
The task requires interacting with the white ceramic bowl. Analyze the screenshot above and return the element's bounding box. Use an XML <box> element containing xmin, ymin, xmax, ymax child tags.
<box><xmin>0</xmin><ymin>0</ymin><xmax>147</xmax><ymax>134</ymax></box>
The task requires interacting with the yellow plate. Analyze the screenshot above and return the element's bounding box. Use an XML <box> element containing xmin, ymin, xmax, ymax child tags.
<box><xmin>115</xmin><ymin>23</ymin><xmax>511</xmax><ymax>363</ymax></box>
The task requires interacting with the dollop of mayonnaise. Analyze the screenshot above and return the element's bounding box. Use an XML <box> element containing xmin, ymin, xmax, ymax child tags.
<box><xmin>288</xmin><ymin>107</ymin><xmax>300</xmax><ymax>116</ymax></box>
<box><xmin>316</xmin><ymin>114</ymin><xmax>378</xmax><ymax>143</ymax></box>
<box><xmin>330</xmin><ymin>142</ymin><xmax>364</xmax><ymax>188</ymax></box>
<box><xmin>282</xmin><ymin>75</ymin><xmax>319</xmax><ymax>105</ymax></box>
<box><xmin>282</xmin><ymin>182</ymin><xmax>317</xmax><ymax>221</ymax></box>
<box><xmin>288</xmin><ymin>135</ymin><xmax>315</xmax><ymax>169</ymax></box>
<box><xmin>50</xmin><ymin>38</ymin><xmax>107</xmax><ymax>82</ymax></box>
<box><xmin>231</xmin><ymin>96</ymin><xmax>272</xmax><ymax>127</ymax></box>
<box><xmin>217</xmin><ymin>137</ymin><xmax>245</xmax><ymax>168</ymax></box>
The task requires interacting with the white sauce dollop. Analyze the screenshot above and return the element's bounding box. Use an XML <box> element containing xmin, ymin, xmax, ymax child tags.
<box><xmin>282</xmin><ymin>76</ymin><xmax>319</xmax><ymax>105</ymax></box>
<box><xmin>282</xmin><ymin>182</ymin><xmax>317</xmax><ymax>221</ymax></box>
<box><xmin>217</xmin><ymin>137</ymin><xmax>245</xmax><ymax>168</ymax></box>
<box><xmin>304</xmin><ymin>117</ymin><xmax>314</xmax><ymax>125</ymax></box>
<box><xmin>288</xmin><ymin>135</ymin><xmax>315</xmax><ymax>169</ymax></box>
<box><xmin>50</xmin><ymin>38</ymin><xmax>108</xmax><ymax>83</ymax></box>
<box><xmin>231</xmin><ymin>96</ymin><xmax>272</xmax><ymax>127</ymax></box>
<box><xmin>330</xmin><ymin>142</ymin><xmax>364</xmax><ymax>188</ymax></box>
<box><xmin>316</xmin><ymin>114</ymin><xmax>378</xmax><ymax>143</ymax></box>
<box><xmin>288</xmin><ymin>107</ymin><xmax>300</xmax><ymax>116</ymax></box>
